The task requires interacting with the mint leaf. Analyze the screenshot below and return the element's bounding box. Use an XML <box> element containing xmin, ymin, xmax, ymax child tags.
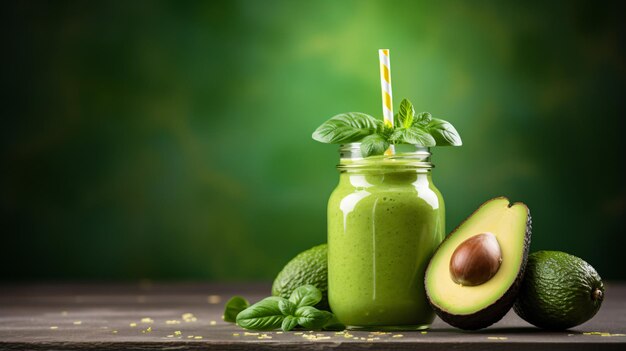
<box><xmin>396</xmin><ymin>99</ymin><xmax>415</xmax><ymax>128</ymax></box>
<box><xmin>236</xmin><ymin>296</ymin><xmax>286</xmax><ymax>330</ymax></box>
<box><xmin>312</xmin><ymin>112</ymin><xmax>381</xmax><ymax>144</ymax></box>
<box><xmin>281</xmin><ymin>316</ymin><xmax>299</xmax><ymax>331</ymax></box>
<box><xmin>414</xmin><ymin>111</ymin><xmax>432</xmax><ymax>125</ymax></box>
<box><xmin>390</xmin><ymin>126</ymin><xmax>436</xmax><ymax>146</ymax></box>
<box><xmin>360</xmin><ymin>134</ymin><xmax>390</xmax><ymax>157</ymax></box>
<box><xmin>223</xmin><ymin>296</ymin><xmax>249</xmax><ymax>323</ymax></box>
<box><xmin>295</xmin><ymin>306</ymin><xmax>333</xmax><ymax>330</ymax></box>
<box><xmin>289</xmin><ymin>285</ymin><xmax>322</xmax><ymax>308</ymax></box>
<box><xmin>278</xmin><ymin>299</ymin><xmax>297</xmax><ymax>316</ymax></box>
<box><xmin>427</xmin><ymin>118</ymin><xmax>462</xmax><ymax>146</ymax></box>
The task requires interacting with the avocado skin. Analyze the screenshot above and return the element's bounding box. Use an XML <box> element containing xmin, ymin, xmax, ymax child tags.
<box><xmin>272</xmin><ymin>244</ymin><xmax>329</xmax><ymax>311</ymax></box>
<box><xmin>426</xmin><ymin>197</ymin><xmax>532</xmax><ymax>330</ymax></box>
<box><xmin>513</xmin><ymin>251</ymin><xmax>604</xmax><ymax>330</ymax></box>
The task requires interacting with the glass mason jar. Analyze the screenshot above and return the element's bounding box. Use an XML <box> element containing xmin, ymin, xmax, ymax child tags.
<box><xmin>327</xmin><ymin>144</ymin><xmax>445</xmax><ymax>329</ymax></box>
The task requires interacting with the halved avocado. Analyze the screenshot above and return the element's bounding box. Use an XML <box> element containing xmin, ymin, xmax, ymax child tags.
<box><xmin>425</xmin><ymin>197</ymin><xmax>531</xmax><ymax>330</ymax></box>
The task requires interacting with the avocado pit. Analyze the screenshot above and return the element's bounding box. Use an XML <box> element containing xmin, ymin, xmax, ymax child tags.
<box><xmin>449</xmin><ymin>232</ymin><xmax>502</xmax><ymax>286</ymax></box>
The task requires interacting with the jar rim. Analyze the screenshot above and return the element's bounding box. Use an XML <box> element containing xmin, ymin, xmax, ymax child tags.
<box><xmin>337</xmin><ymin>143</ymin><xmax>433</xmax><ymax>171</ymax></box>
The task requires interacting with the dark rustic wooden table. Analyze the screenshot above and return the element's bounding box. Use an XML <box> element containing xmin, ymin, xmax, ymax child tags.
<box><xmin>0</xmin><ymin>282</ymin><xmax>624</xmax><ymax>350</ymax></box>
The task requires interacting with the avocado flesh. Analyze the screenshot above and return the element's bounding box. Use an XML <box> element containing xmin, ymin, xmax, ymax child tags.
<box><xmin>425</xmin><ymin>197</ymin><xmax>531</xmax><ymax>329</ymax></box>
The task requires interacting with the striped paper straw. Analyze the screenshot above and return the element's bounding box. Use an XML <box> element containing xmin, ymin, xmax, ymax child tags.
<box><xmin>379</xmin><ymin>49</ymin><xmax>395</xmax><ymax>154</ymax></box>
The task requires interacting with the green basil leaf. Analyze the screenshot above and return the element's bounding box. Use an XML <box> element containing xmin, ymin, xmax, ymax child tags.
<box><xmin>289</xmin><ymin>285</ymin><xmax>322</xmax><ymax>308</ymax></box>
<box><xmin>281</xmin><ymin>315</ymin><xmax>299</xmax><ymax>331</ymax></box>
<box><xmin>427</xmin><ymin>118</ymin><xmax>462</xmax><ymax>146</ymax></box>
<box><xmin>278</xmin><ymin>298</ymin><xmax>297</xmax><ymax>316</ymax></box>
<box><xmin>390</xmin><ymin>126</ymin><xmax>436</xmax><ymax>146</ymax></box>
<box><xmin>414</xmin><ymin>111</ymin><xmax>432</xmax><ymax>125</ymax></box>
<box><xmin>312</xmin><ymin>112</ymin><xmax>381</xmax><ymax>144</ymax></box>
<box><xmin>360</xmin><ymin>134</ymin><xmax>390</xmax><ymax>157</ymax></box>
<box><xmin>261</xmin><ymin>296</ymin><xmax>287</xmax><ymax>302</ymax></box>
<box><xmin>223</xmin><ymin>296</ymin><xmax>250</xmax><ymax>323</ymax></box>
<box><xmin>236</xmin><ymin>296</ymin><xmax>286</xmax><ymax>330</ymax></box>
<box><xmin>397</xmin><ymin>99</ymin><xmax>415</xmax><ymax>128</ymax></box>
<box><xmin>379</xmin><ymin>120</ymin><xmax>395</xmax><ymax>138</ymax></box>
<box><xmin>295</xmin><ymin>306</ymin><xmax>333</xmax><ymax>330</ymax></box>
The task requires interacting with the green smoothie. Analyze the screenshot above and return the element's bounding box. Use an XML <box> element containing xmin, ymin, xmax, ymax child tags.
<box><xmin>327</xmin><ymin>149</ymin><xmax>445</xmax><ymax>328</ymax></box>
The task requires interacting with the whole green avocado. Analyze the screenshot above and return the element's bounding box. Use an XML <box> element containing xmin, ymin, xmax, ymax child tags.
<box><xmin>271</xmin><ymin>244</ymin><xmax>329</xmax><ymax>311</ymax></box>
<box><xmin>513</xmin><ymin>251</ymin><xmax>604</xmax><ymax>330</ymax></box>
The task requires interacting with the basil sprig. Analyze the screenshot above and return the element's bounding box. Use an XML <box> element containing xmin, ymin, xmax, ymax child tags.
<box><xmin>312</xmin><ymin>98</ymin><xmax>462</xmax><ymax>157</ymax></box>
<box><xmin>223</xmin><ymin>296</ymin><xmax>250</xmax><ymax>323</ymax></box>
<box><xmin>224</xmin><ymin>285</ymin><xmax>342</xmax><ymax>332</ymax></box>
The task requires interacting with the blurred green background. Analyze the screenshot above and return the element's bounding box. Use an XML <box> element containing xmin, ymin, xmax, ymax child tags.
<box><xmin>1</xmin><ymin>0</ymin><xmax>624</xmax><ymax>281</ymax></box>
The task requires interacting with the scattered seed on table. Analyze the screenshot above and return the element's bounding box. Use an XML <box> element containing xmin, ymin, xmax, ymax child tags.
<box><xmin>588</xmin><ymin>332</ymin><xmax>626</xmax><ymax>337</ymax></box>
<box><xmin>182</xmin><ymin>313</ymin><xmax>197</xmax><ymax>322</ymax></box>
<box><xmin>208</xmin><ymin>295</ymin><xmax>221</xmax><ymax>304</ymax></box>
<box><xmin>73</xmin><ymin>321</ymin><xmax>82</xmax><ymax>325</ymax></box>
<box><xmin>50</xmin><ymin>326</ymin><xmax>58</xmax><ymax>330</ymax></box>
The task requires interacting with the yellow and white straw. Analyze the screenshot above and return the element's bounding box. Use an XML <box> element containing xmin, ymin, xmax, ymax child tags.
<box><xmin>379</xmin><ymin>49</ymin><xmax>395</xmax><ymax>154</ymax></box>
